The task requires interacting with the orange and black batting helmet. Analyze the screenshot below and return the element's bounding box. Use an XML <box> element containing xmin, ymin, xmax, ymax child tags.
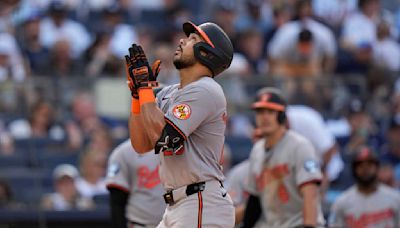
<box><xmin>252</xmin><ymin>87</ymin><xmax>287</xmax><ymax>124</ymax></box>
<box><xmin>182</xmin><ymin>21</ymin><xmax>233</xmax><ymax>77</ymax></box>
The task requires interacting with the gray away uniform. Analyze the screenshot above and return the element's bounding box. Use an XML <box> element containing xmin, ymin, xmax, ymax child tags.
<box><xmin>246</xmin><ymin>130</ymin><xmax>325</xmax><ymax>228</ymax></box>
<box><xmin>106</xmin><ymin>140</ymin><xmax>165</xmax><ymax>227</ymax></box>
<box><xmin>329</xmin><ymin>184</ymin><xmax>400</xmax><ymax>228</ymax></box>
<box><xmin>155</xmin><ymin>77</ymin><xmax>234</xmax><ymax>228</ymax></box>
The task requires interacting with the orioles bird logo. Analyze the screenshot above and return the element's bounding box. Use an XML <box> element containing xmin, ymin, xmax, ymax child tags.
<box><xmin>173</xmin><ymin>104</ymin><xmax>191</xmax><ymax>120</ymax></box>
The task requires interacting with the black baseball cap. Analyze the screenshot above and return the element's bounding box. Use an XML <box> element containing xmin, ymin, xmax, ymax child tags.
<box><xmin>252</xmin><ymin>87</ymin><xmax>287</xmax><ymax>111</ymax></box>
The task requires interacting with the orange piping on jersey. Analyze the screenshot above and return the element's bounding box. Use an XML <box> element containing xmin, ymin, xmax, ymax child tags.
<box><xmin>106</xmin><ymin>183</ymin><xmax>130</xmax><ymax>193</ymax></box>
<box><xmin>252</xmin><ymin>102</ymin><xmax>285</xmax><ymax>111</ymax></box>
<box><xmin>219</xmin><ymin>144</ymin><xmax>224</xmax><ymax>166</ymax></box>
<box><xmin>297</xmin><ymin>179</ymin><xmax>321</xmax><ymax>190</ymax></box>
<box><xmin>164</xmin><ymin>117</ymin><xmax>187</xmax><ymax>141</ymax></box>
<box><xmin>197</xmin><ymin>191</ymin><xmax>203</xmax><ymax>228</ymax></box>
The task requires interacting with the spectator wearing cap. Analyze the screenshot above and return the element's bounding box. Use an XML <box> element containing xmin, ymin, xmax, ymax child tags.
<box><xmin>329</xmin><ymin>146</ymin><xmax>400</xmax><ymax>228</ymax></box>
<box><xmin>268</xmin><ymin>0</ymin><xmax>337</xmax><ymax>77</ymax></box>
<box><xmin>41</xmin><ymin>164</ymin><xmax>94</xmax><ymax>211</ymax></box>
<box><xmin>39</xmin><ymin>1</ymin><xmax>91</xmax><ymax>59</ymax></box>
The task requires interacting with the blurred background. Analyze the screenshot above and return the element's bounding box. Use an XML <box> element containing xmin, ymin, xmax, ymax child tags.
<box><xmin>0</xmin><ymin>0</ymin><xmax>400</xmax><ymax>227</ymax></box>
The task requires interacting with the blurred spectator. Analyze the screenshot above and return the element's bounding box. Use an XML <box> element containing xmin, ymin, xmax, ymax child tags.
<box><xmin>0</xmin><ymin>0</ymin><xmax>21</xmax><ymax>34</ymax></box>
<box><xmin>268</xmin><ymin>0</ymin><xmax>336</xmax><ymax>77</ymax></box>
<box><xmin>8</xmin><ymin>99</ymin><xmax>66</xmax><ymax>141</ymax></box>
<box><xmin>0</xmin><ymin>179</ymin><xmax>16</xmax><ymax>209</ymax></box>
<box><xmin>75</xmin><ymin>149</ymin><xmax>108</xmax><ymax>199</ymax></box>
<box><xmin>237</xmin><ymin>28</ymin><xmax>266</xmax><ymax>74</ymax></box>
<box><xmin>337</xmin><ymin>98</ymin><xmax>379</xmax><ymax>154</ymax></box>
<box><xmin>379</xmin><ymin>115</ymin><xmax>400</xmax><ymax>182</ymax></box>
<box><xmin>97</xmin><ymin>4</ymin><xmax>138</xmax><ymax>59</ymax></box>
<box><xmin>212</xmin><ymin>2</ymin><xmax>238</xmax><ymax>43</ymax></box>
<box><xmin>39</xmin><ymin>1</ymin><xmax>91</xmax><ymax>59</ymax></box>
<box><xmin>17</xmin><ymin>14</ymin><xmax>51</xmax><ymax>76</ymax></box>
<box><xmin>263</xmin><ymin>4</ymin><xmax>291</xmax><ymax>57</ymax></box>
<box><xmin>41</xmin><ymin>164</ymin><xmax>94</xmax><ymax>211</ymax></box>
<box><xmin>0</xmin><ymin>122</ymin><xmax>14</xmax><ymax>155</ymax></box>
<box><xmin>65</xmin><ymin>91</ymin><xmax>101</xmax><ymax>149</ymax></box>
<box><xmin>329</xmin><ymin>147</ymin><xmax>400</xmax><ymax>228</ymax></box>
<box><xmin>287</xmin><ymin>105</ymin><xmax>343</xmax><ymax>183</ymax></box>
<box><xmin>378</xmin><ymin>163</ymin><xmax>397</xmax><ymax>188</ymax></box>
<box><xmin>85</xmin><ymin>123</ymin><xmax>113</xmax><ymax>157</ymax></box>
<box><xmin>84</xmin><ymin>29</ymin><xmax>121</xmax><ymax>77</ymax></box>
<box><xmin>0</xmin><ymin>32</ymin><xmax>26</xmax><ymax>82</ymax></box>
<box><xmin>338</xmin><ymin>0</ymin><xmax>385</xmax><ymax>73</ymax></box>
<box><xmin>372</xmin><ymin>20</ymin><xmax>400</xmax><ymax>72</ymax></box>
<box><xmin>332</xmin><ymin>98</ymin><xmax>381</xmax><ymax>189</ymax></box>
<box><xmin>312</xmin><ymin>0</ymin><xmax>357</xmax><ymax>33</ymax></box>
<box><xmin>234</xmin><ymin>0</ymin><xmax>271</xmax><ymax>34</ymax></box>
<box><xmin>48</xmin><ymin>39</ymin><xmax>83</xmax><ymax>76</ymax></box>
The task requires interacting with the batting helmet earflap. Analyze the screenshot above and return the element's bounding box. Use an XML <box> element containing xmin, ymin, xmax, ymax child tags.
<box><xmin>252</xmin><ymin>87</ymin><xmax>287</xmax><ymax>124</ymax></box>
<box><xmin>182</xmin><ymin>21</ymin><xmax>233</xmax><ymax>77</ymax></box>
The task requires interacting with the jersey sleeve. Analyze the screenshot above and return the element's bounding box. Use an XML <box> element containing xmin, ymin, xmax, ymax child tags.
<box><xmin>164</xmin><ymin>86</ymin><xmax>216</xmax><ymax>137</ymax></box>
<box><xmin>294</xmin><ymin>139</ymin><xmax>323</xmax><ymax>187</ymax></box>
<box><xmin>106</xmin><ymin>149</ymin><xmax>131</xmax><ymax>193</ymax></box>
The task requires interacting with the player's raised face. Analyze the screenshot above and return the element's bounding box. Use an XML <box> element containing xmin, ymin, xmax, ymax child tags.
<box><xmin>255</xmin><ymin>108</ymin><xmax>281</xmax><ymax>136</ymax></box>
<box><xmin>173</xmin><ymin>33</ymin><xmax>201</xmax><ymax>69</ymax></box>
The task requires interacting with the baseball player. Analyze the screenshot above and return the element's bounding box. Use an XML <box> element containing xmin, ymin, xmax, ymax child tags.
<box><xmin>329</xmin><ymin>146</ymin><xmax>400</xmax><ymax>228</ymax></box>
<box><xmin>242</xmin><ymin>87</ymin><xmax>325</xmax><ymax>228</ymax></box>
<box><xmin>125</xmin><ymin>21</ymin><xmax>235</xmax><ymax>227</ymax></box>
<box><xmin>106</xmin><ymin>139</ymin><xmax>165</xmax><ymax>228</ymax></box>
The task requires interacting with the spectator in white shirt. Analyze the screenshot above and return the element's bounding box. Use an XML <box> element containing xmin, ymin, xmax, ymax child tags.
<box><xmin>268</xmin><ymin>0</ymin><xmax>336</xmax><ymax>77</ymax></box>
<box><xmin>0</xmin><ymin>32</ymin><xmax>26</xmax><ymax>82</ymax></box>
<box><xmin>373</xmin><ymin>20</ymin><xmax>400</xmax><ymax>71</ymax></box>
<box><xmin>99</xmin><ymin>4</ymin><xmax>138</xmax><ymax>59</ymax></box>
<box><xmin>39</xmin><ymin>1</ymin><xmax>91</xmax><ymax>58</ymax></box>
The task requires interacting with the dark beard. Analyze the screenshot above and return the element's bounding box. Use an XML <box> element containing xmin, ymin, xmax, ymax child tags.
<box><xmin>355</xmin><ymin>174</ymin><xmax>377</xmax><ymax>188</ymax></box>
<box><xmin>173</xmin><ymin>57</ymin><xmax>196</xmax><ymax>69</ymax></box>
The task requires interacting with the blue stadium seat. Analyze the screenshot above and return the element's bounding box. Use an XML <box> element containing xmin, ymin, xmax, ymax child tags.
<box><xmin>225</xmin><ymin>136</ymin><xmax>253</xmax><ymax>165</ymax></box>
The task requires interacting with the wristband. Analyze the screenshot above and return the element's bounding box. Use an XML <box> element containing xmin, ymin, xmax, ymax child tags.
<box><xmin>131</xmin><ymin>98</ymin><xmax>140</xmax><ymax>114</ymax></box>
<box><xmin>138</xmin><ymin>88</ymin><xmax>155</xmax><ymax>105</ymax></box>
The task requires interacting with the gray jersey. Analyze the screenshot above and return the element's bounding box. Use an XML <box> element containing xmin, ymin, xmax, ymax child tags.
<box><xmin>247</xmin><ymin>130</ymin><xmax>325</xmax><ymax>227</ymax></box>
<box><xmin>156</xmin><ymin>77</ymin><xmax>227</xmax><ymax>190</ymax></box>
<box><xmin>329</xmin><ymin>184</ymin><xmax>400</xmax><ymax>228</ymax></box>
<box><xmin>225</xmin><ymin>160</ymin><xmax>250</xmax><ymax>206</ymax></box>
<box><xmin>106</xmin><ymin>140</ymin><xmax>165</xmax><ymax>225</ymax></box>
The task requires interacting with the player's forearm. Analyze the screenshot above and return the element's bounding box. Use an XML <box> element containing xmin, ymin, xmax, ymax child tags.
<box><xmin>301</xmin><ymin>184</ymin><xmax>318</xmax><ymax>226</ymax></box>
<box><xmin>235</xmin><ymin>204</ymin><xmax>245</xmax><ymax>225</ymax></box>
<box><xmin>140</xmin><ymin>103</ymin><xmax>166</xmax><ymax>146</ymax></box>
<box><xmin>129</xmin><ymin>114</ymin><xmax>153</xmax><ymax>153</ymax></box>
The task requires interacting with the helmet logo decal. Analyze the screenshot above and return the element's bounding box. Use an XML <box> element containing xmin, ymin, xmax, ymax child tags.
<box><xmin>173</xmin><ymin>104</ymin><xmax>191</xmax><ymax>120</ymax></box>
<box><xmin>261</xmin><ymin>93</ymin><xmax>271</xmax><ymax>102</ymax></box>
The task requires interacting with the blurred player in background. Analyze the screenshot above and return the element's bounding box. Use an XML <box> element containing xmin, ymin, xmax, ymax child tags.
<box><xmin>106</xmin><ymin>140</ymin><xmax>165</xmax><ymax>228</ymax></box>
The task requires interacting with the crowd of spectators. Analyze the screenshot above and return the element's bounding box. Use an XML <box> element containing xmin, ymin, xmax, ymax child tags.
<box><xmin>0</xmin><ymin>0</ymin><xmax>400</xmax><ymax>223</ymax></box>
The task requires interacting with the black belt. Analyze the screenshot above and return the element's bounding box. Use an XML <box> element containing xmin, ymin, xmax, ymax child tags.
<box><xmin>129</xmin><ymin>220</ymin><xmax>146</xmax><ymax>227</ymax></box>
<box><xmin>163</xmin><ymin>182</ymin><xmax>206</xmax><ymax>205</ymax></box>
